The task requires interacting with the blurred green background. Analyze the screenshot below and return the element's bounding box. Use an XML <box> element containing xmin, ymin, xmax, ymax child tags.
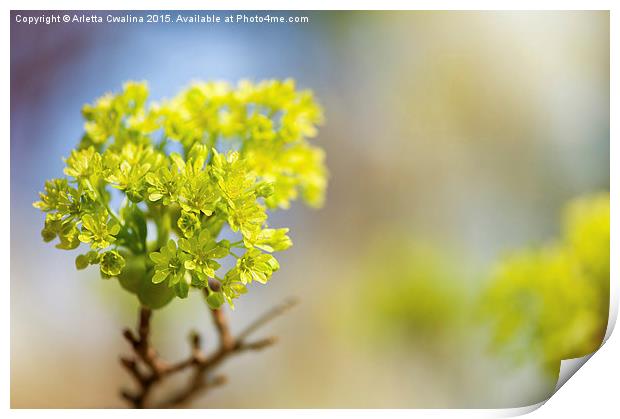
<box><xmin>11</xmin><ymin>11</ymin><xmax>609</xmax><ymax>408</ymax></box>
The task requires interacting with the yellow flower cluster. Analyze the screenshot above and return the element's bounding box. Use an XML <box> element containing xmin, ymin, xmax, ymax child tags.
<box><xmin>35</xmin><ymin>80</ymin><xmax>327</xmax><ymax>309</ymax></box>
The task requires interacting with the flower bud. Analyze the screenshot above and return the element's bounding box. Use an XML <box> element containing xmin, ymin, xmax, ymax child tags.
<box><xmin>255</xmin><ymin>181</ymin><xmax>275</xmax><ymax>198</ymax></box>
<box><xmin>208</xmin><ymin>277</ymin><xmax>222</xmax><ymax>292</ymax></box>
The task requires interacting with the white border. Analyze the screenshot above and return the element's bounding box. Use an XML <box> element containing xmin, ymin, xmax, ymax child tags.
<box><xmin>3</xmin><ymin>1</ymin><xmax>617</xmax><ymax>418</ymax></box>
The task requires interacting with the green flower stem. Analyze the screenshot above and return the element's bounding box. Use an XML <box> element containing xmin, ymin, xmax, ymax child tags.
<box><xmin>85</xmin><ymin>178</ymin><xmax>123</xmax><ymax>225</ymax></box>
<box><xmin>155</xmin><ymin>207</ymin><xmax>171</xmax><ymax>250</ymax></box>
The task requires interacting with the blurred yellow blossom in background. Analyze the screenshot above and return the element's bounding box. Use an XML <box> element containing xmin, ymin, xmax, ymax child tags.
<box><xmin>481</xmin><ymin>194</ymin><xmax>609</xmax><ymax>375</ymax></box>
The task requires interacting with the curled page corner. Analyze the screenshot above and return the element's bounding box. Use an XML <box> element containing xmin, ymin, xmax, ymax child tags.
<box><xmin>554</xmin><ymin>353</ymin><xmax>595</xmax><ymax>392</ymax></box>
<box><xmin>553</xmin><ymin>286</ymin><xmax>617</xmax><ymax>394</ymax></box>
<box><xmin>502</xmin><ymin>401</ymin><xmax>546</xmax><ymax>417</ymax></box>
<box><xmin>515</xmin><ymin>350</ymin><xmax>601</xmax><ymax>415</ymax></box>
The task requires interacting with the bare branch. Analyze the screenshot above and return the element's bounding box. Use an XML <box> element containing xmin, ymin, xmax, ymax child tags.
<box><xmin>120</xmin><ymin>297</ymin><xmax>298</xmax><ymax>408</ymax></box>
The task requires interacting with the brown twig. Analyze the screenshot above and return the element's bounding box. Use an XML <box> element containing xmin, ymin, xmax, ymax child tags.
<box><xmin>120</xmin><ymin>307</ymin><xmax>170</xmax><ymax>408</ymax></box>
<box><xmin>119</xmin><ymin>295</ymin><xmax>298</xmax><ymax>408</ymax></box>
